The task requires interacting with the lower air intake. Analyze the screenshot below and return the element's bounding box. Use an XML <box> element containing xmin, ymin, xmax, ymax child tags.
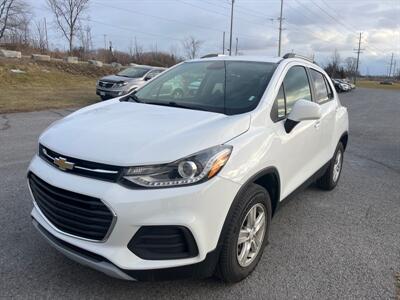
<box><xmin>128</xmin><ymin>226</ymin><xmax>198</xmax><ymax>260</ymax></box>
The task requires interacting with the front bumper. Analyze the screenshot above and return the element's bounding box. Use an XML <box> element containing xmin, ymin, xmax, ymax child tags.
<box><xmin>28</xmin><ymin>155</ymin><xmax>240</xmax><ymax>278</ymax></box>
<box><xmin>96</xmin><ymin>88</ymin><xmax>126</xmax><ymax>99</ymax></box>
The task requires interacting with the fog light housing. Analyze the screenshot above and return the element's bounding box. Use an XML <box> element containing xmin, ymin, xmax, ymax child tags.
<box><xmin>128</xmin><ymin>226</ymin><xmax>199</xmax><ymax>260</ymax></box>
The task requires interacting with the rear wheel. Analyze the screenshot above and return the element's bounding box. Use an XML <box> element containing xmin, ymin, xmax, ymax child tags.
<box><xmin>317</xmin><ymin>143</ymin><xmax>344</xmax><ymax>190</ymax></box>
<box><xmin>216</xmin><ymin>184</ymin><xmax>271</xmax><ymax>283</ymax></box>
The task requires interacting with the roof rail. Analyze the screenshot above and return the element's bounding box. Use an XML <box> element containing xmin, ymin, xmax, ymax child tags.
<box><xmin>200</xmin><ymin>53</ymin><xmax>226</xmax><ymax>59</ymax></box>
<box><xmin>283</xmin><ymin>53</ymin><xmax>315</xmax><ymax>63</ymax></box>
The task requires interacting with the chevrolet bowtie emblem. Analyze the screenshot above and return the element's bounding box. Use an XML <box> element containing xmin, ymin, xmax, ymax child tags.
<box><xmin>54</xmin><ymin>157</ymin><xmax>74</xmax><ymax>171</ymax></box>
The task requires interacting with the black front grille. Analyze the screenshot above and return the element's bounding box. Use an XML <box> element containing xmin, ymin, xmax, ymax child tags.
<box><xmin>128</xmin><ymin>226</ymin><xmax>198</xmax><ymax>260</ymax></box>
<box><xmin>39</xmin><ymin>144</ymin><xmax>122</xmax><ymax>182</ymax></box>
<box><xmin>29</xmin><ymin>172</ymin><xmax>115</xmax><ymax>241</ymax></box>
<box><xmin>98</xmin><ymin>81</ymin><xmax>115</xmax><ymax>88</ymax></box>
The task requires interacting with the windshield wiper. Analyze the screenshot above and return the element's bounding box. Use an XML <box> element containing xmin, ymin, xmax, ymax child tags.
<box><xmin>121</xmin><ymin>93</ymin><xmax>142</xmax><ymax>103</ymax></box>
<box><xmin>143</xmin><ymin>101</ymin><xmax>193</xmax><ymax>109</ymax></box>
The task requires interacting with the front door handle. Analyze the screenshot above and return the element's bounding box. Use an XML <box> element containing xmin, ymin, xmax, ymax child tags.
<box><xmin>314</xmin><ymin>120</ymin><xmax>321</xmax><ymax>129</ymax></box>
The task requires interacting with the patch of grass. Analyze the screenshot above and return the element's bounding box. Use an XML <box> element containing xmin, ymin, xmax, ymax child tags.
<box><xmin>0</xmin><ymin>59</ymin><xmax>113</xmax><ymax>114</ymax></box>
<box><xmin>357</xmin><ymin>80</ymin><xmax>400</xmax><ymax>90</ymax></box>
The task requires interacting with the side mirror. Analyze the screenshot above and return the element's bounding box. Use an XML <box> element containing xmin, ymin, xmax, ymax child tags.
<box><xmin>144</xmin><ymin>74</ymin><xmax>155</xmax><ymax>81</ymax></box>
<box><xmin>285</xmin><ymin>99</ymin><xmax>321</xmax><ymax>133</ymax></box>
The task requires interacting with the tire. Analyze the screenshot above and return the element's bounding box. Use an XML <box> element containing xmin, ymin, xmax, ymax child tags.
<box><xmin>317</xmin><ymin>142</ymin><xmax>344</xmax><ymax>190</ymax></box>
<box><xmin>216</xmin><ymin>184</ymin><xmax>272</xmax><ymax>283</ymax></box>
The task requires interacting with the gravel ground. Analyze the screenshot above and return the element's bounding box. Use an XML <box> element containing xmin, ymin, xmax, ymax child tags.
<box><xmin>0</xmin><ymin>87</ymin><xmax>399</xmax><ymax>299</ymax></box>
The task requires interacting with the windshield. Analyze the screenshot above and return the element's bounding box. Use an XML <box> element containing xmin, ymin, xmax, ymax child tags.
<box><xmin>132</xmin><ymin>61</ymin><xmax>277</xmax><ymax>115</ymax></box>
<box><xmin>117</xmin><ymin>67</ymin><xmax>151</xmax><ymax>78</ymax></box>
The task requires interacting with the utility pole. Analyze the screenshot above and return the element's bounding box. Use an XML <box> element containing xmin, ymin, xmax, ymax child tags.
<box><xmin>44</xmin><ymin>17</ymin><xmax>49</xmax><ymax>51</ymax></box>
<box><xmin>103</xmin><ymin>34</ymin><xmax>107</xmax><ymax>50</ymax></box>
<box><xmin>277</xmin><ymin>0</ymin><xmax>284</xmax><ymax>56</ymax></box>
<box><xmin>109</xmin><ymin>41</ymin><xmax>113</xmax><ymax>53</ymax></box>
<box><xmin>222</xmin><ymin>31</ymin><xmax>225</xmax><ymax>54</ymax></box>
<box><xmin>353</xmin><ymin>32</ymin><xmax>364</xmax><ymax>85</ymax></box>
<box><xmin>229</xmin><ymin>0</ymin><xmax>235</xmax><ymax>56</ymax></box>
<box><xmin>388</xmin><ymin>53</ymin><xmax>394</xmax><ymax>78</ymax></box>
<box><xmin>235</xmin><ymin>37</ymin><xmax>238</xmax><ymax>55</ymax></box>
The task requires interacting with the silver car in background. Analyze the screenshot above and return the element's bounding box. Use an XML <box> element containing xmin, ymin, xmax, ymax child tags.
<box><xmin>96</xmin><ymin>66</ymin><xmax>166</xmax><ymax>100</ymax></box>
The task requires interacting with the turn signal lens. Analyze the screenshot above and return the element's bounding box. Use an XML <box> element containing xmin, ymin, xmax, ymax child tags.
<box><xmin>208</xmin><ymin>151</ymin><xmax>231</xmax><ymax>179</ymax></box>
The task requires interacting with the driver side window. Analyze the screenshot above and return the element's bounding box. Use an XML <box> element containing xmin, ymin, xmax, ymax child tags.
<box><xmin>271</xmin><ymin>66</ymin><xmax>312</xmax><ymax>122</ymax></box>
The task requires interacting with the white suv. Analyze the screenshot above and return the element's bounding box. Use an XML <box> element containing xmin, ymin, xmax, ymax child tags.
<box><xmin>28</xmin><ymin>54</ymin><xmax>348</xmax><ymax>282</ymax></box>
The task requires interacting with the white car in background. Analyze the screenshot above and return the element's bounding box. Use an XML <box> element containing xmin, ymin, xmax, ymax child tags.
<box><xmin>28</xmin><ymin>53</ymin><xmax>348</xmax><ymax>282</ymax></box>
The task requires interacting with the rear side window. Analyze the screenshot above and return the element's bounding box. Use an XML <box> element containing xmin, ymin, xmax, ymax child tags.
<box><xmin>283</xmin><ymin>66</ymin><xmax>312</xmax><ymax>114</ymax></box>
<box><xmin>310</xmin><ymin>69</ymin><xmax>330</xmax><ymax>104</ymax></box>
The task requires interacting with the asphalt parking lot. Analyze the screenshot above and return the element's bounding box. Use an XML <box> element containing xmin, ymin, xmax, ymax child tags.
<box><xmin>1</xmin><ymin>87</ymin><xmax>399</xmax><ymax>299</ymax></box>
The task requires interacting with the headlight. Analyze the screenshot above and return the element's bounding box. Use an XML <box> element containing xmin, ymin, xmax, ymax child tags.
<box><xmin>121</xmin><ymin>145</ymin><xmax>232</xmax><ymax>188</ymax></box>
<box><xmin>115</xmin><ymin>81</ymin><xmax>127</xmax><ymax>88</ymax></box>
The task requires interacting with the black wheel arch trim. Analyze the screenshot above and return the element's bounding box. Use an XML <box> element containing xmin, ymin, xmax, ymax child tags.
<box><xmin>213</xmin><ymin>167</ymin><xmax>281</xmax><ymax>255</ymax></box>
<box><xmin>339</xmin><ymin>131</ymin><xmax>349</xmax><ymax>150</ymax></box>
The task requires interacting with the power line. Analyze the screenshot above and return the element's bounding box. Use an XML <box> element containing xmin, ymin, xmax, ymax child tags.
<box><xmin>92</xmin><ymin>0</ymin><xmax>272</xmax><ymax>43</ymax></box>
<box><xmin>290</xmin><ymin>0</ymin><xmax>390</xmax><ymax>56</ymax></box>
<box><xmin>176</xmin><ymin>0</ymin><xmax>270</xmax><ymax>28</ymax></box>
<box><xmin>310</xmin><ymin>0</ymin><xmax>357</xmax><ymax>36</ymax></box>
<box><xmin>91</xmin><ymin>1</ymin><xmax>222</xmax><ymax>34</ymax></box>
<box><xmin>202</xmin><ymin>0</ymin><xmax>269</xmax><ymax>21</ymax></box>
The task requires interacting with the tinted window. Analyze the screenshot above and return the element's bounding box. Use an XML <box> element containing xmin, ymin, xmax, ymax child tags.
<box><xmin>134</xmin><ymin>61</ymin><xmax>276</xmax><ymax>115</ymax></box>
<box><xmin>310</xmin><ymin>69</ymin><xmax>329</xmax><ymax>103</ymax></box>
<box><xmin>117</xmin><ymin>67</ymin><xmax>151</xmax><ymax>78</ymax></box>
<box><xmin>283</xmin><ymin>66</ymin><xmax>311</xmax><ymax>113</ymax></box>
<box><xmin>146</xmin><ymin>69</ymin><xmax>163</xmax><ymax>79</ymax></box>
<box><xmin>324</xmin><ymin>76</ymin><xmax>334</xmax><ymax>99</ymax></box>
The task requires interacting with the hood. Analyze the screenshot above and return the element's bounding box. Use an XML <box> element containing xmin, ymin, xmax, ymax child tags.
<box><xmin>100</xmin><ymin>75</ymin><xmax>141</xmax><ymax>83</ymax></box>
<box><xmin>39</xmin><ymin>100</ymin><xmax>250</xmax><ymax>166</ymax></box>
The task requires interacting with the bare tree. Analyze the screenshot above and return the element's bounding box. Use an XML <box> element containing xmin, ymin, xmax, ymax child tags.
<box><xmin>33</xmin><ymin>19</ymin><xmax>47</xmax><ymax>52</ymax></box>
<box><xmin>181</xmin><ymin>36</ymin><xmax>203</xmax><ymax>59</ymax></box>
<box><xmin>0</xmin><ymin>0</ymin><xmax>30</xmax><ymax>41</ymax></box>
<box><xmin>134</xmin><ymin>37</ymin><xmax>143</xmax><ymax>61</ymax></box>
<box><xmin>0</xmin><ymin>0</ymin><xmax>14</xmax><ymax>40</ymax></box>
<box><xmin>324</xmin><ymin>49</ymin><xmax>343</xmax><ymax>78</ymax></box>
<box><xmin>46</xmin><ymin>0</ymin><xmax>89</xmax><ymax>53</ymax></box>
<box><xmin>169</xmin><ymin>44</ymin><xmax>180</xmax><ymax>60</ymax></box>
<box><xmin>78</xmin><ymin>23</ymin><xmax>92</xmax><ymax>52</ymax></box>
<box><xmin>344</xmin><ymin>57</ymin><xmax>357</xmax><ymax>78</ymax></box>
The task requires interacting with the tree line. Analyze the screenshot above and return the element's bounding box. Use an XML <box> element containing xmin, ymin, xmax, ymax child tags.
<box><xmin>0</xmin><ymin>0</ymin><xmax>204</xmax><ymax>67</ymax></box>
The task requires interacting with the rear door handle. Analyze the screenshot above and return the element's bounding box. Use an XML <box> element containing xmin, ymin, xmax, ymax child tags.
<box><xmin>314</xmin><ymin>120</ymin><xmax>321</xmax><ymax>129</ymax></box>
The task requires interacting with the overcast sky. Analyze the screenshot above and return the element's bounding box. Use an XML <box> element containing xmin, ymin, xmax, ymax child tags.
<box><xmin>28</xmin><ymin>0</ymin><xmax>400</xmax><ymax>75</ymax></box>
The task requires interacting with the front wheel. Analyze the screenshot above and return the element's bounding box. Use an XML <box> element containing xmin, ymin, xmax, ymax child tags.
<box><xmin>216</xmin><ymin>184</ymin><xmax>271</xmax><ymax>283</ymax></box>
<box><xmin>317</xmin><ymin>143</ymin><xmax>344</xmax><ymax>190</ymax></box>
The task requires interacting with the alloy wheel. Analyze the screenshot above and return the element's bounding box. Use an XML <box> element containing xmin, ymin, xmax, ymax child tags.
<box><xmin>236</xmin><ymin>203</ymin><xmax>266</xmax><ymax>267</ymax></box>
